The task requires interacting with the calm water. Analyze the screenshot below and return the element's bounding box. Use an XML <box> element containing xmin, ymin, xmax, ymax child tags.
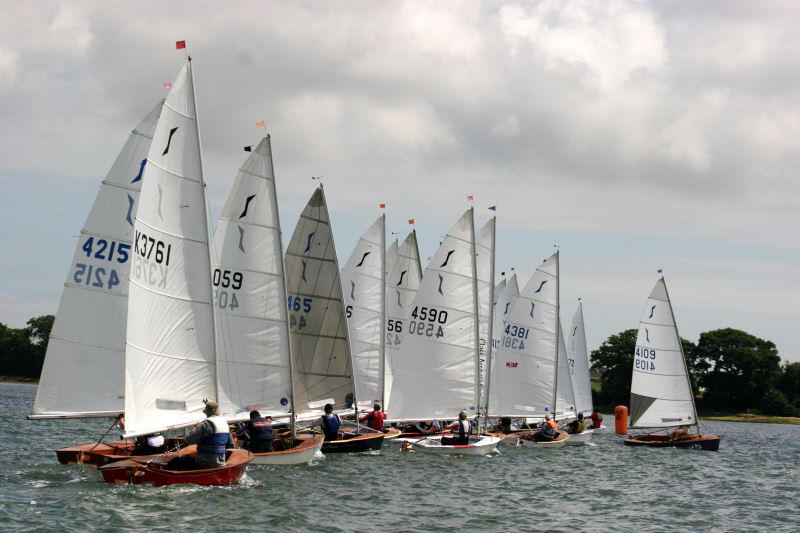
<box><xmin>2</xmin><ymin>382</ymin><xmax>798</xmax><ymax>532</ymax></box>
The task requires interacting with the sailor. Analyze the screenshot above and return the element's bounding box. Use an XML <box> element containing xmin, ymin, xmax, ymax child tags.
<box><xmin>134</xmin><ymin>433</ymin><xmax>166</xmax><ymax>454</ymax></box>
<box><xmin>588</xmin><ymin>411</ymin><xmax>603</xmax><ymax>429</ymax></box>
<box><xmin>566</xmin><ymin>413</ymin><xmax>586</xmax><ymax>434</ymax></box>
<box><xmin>185</xmin><ymin>401</ymin><xmax>233</xmax><ymax>467</ymax></box>
<box><xmin>312</xmin><ymin>403</ymin><xmax>341</xmax><ymax>441</ymax></box>
<box><xmin>446</xmin><ymin>410</ymin><xmax>472</xmax><ymax>445</ymax></box>
<box><xmin>236</xmin><ymin>410</ymin><xmax>275</xmax><ymax>452</ymax></box>
<box><xmin>669</xmin><ymin>425</ymin><xmax>690</xmax><ymax>441</ymax></box>
<box><xmin>534</xmin><ymin>414</ymin><xmax>558</xmax><ymax>442</ymax></box>
<box><xmin>359</xmin><ymin>402</ymin><xmax>387</xmax><ymax>431</ymax></box>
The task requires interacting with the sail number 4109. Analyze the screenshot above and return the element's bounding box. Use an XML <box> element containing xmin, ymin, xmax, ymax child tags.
<box><xmin>635</xmin><ymin>347</ymin><xmax>656</xmax><ymax>372</ymax></box>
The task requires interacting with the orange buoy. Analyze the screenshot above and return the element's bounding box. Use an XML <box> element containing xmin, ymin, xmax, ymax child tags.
<box><xmin>615</xmin><ymin>405</ymin><xmax>628</xmax><ymax>435</ymax></box>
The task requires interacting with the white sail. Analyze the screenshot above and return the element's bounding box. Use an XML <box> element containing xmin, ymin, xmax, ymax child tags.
<box><xmin>385</xmin><ymin>239</ymin><xmax>399</xmax><ymax>283</ymax></box>
<box><xmin>491</xmin><ymin>254</ymin><xmax>559</xmax><ymax>420</ymax></box>
<box><xmin>341</xmin><ymin>215</ymin><xmax>385</xmax><ymax>409</ymax></box>
<box><xmin>476</xmin><ymin>218</ymin><xmax>496</xmax><ymax>414</ymax></box>
<box><xmin>555</xmin><ymin>321</ymin><xmax>576</xmax><ymax>420</ymax></box>
<box><xmin>383</xmin><ymin>229</ymin><xmax>423</xmax><ymax>412</ymax></box>
<box><xmin>567</xmin><ymin>302</ymin><xmax>593</xmax><ymax>416</ymax></box>
<box><xmin>630</xmin><ymin>277</ymin><xmax>696</xmax><ymax>428</ymax></box>
<box><xmin>123</xmin><ymin>60</ymin><xmax>217</xmax><ymax>437</ymax></box>
<box><xmin>284</xmin><ymin>186</ymin><xmax>354</xmax><ymax>413</ymax></box>
<box><xmin>212</xmin><ymin>136</ymin><xmax>292</xmax><ymax>420</ymax></box>
<box><xmin>388</xmin><ymin>209</ymin><xmax>479</xmax><ymax>421</ymax></box>
<box><xmin>30</xmin><ymin>101</ymin><xmax>162</xmax><ymax>419</ymax></box>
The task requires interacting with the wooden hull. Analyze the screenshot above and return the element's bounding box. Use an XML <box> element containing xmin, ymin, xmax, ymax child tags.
<box><xmin>624</xmin><ymin>433</ymin><xmax>721</xmax><ymax>451</ymax></box>
<box><xmin>250</xmin><ymin>434</ymin><xmax>324</xmax><ymax>465</ymax></box>
<box><xmin>320</xmin><ymin>431</ymin><xmax>385</xmax><ymax>454</ymax></box>
<box><xmin>407</xmin><ymin>435</ymin><xmax>502</xmax><ymax>455</ymax></box>
<box><xmin>56</xmin><ymin>438</ymin><xmax>183</xmax><ymax>468</ymax></box>
<box><xmin>505</xmin><ymin>430</ymin><xmax>571</xmax><ymax>448</ymax></box>
<box><xmin>99</xmin><ymin>447</ymin><xmax>253</xmax><ymax>486</ymax></box>
<box><xmin>382</xmin><ymin>428</ymin><xmax>402</xmax><ymax>441</ymax></box>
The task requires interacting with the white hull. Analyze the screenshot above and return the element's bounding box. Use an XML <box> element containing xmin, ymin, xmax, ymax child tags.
<box><xmin>564</xmin><ymin>429</ymin><xmax>594</xmax><ymax>445</ymax></box>
<box><xmin>506</xmin><ymin>434</ymin><xmax>570</xmax><ymax>448</ymax></box>
<box><xmin>406</xmin><ymin>435</ymin><xmax>501</xmax><ymax>455</ymax></box>
<box><xmin>250</xmin><ymin>438</ymin><xmax>324</xmax><ymax>465</ymax></box>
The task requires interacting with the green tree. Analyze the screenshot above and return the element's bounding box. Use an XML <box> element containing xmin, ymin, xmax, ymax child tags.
<box><xmin>778</xmin><ymin>362</ymin><xmax>800</xmax><ymax>415</ymax></box>
<box><xmin>0</xmin><ymin>315</ymin><xmax>54</xmax><ymax>379</ymax></box>
<box><xmin>693</xmin><ymin>328</ymin><xmax>782</xmax><ymax>414</ymax></box>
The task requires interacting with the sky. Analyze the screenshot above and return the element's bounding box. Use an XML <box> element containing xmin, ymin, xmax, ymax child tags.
<box><xmin>1</xmin><ymin>1</ymin><xmax>798</xmax><ymax>363</ymax></box>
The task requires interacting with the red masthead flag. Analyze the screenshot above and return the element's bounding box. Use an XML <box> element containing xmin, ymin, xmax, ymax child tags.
<box><xmin>379</xmin><ymin>203</ymin><xmax>385</xmax><ymax>208</ymax></box>
<box><xmin>467</xmin><ymin>195</ymin><xmax>474</xmax><ymax>201</ymax></box>
<box><xmin>257</xmin><ymin>121</ymin><xmax>265</xmax><ymax>127</ymax></box>
<box><xmin>408</xmin><ymin>219</ymin><xmax>414</xmax><ymax>224</ymax></box>
<box><xmin>163</xmin><ymin>82</ymin><xmax>172</xmax><ymax>89</ymax></box>
<box><xmin>176</xmin><ymin>40</ymin><xmax>186</xmax><ymax>50</ymax></box>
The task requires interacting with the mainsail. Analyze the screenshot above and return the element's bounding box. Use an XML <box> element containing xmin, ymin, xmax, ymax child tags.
<box><xmin>284</xmin><ymin>186</ymin><xmax>354</xmax><ymax>413</ymax></box>
<box><xmin>555</xmin><ymin>321</ymin><xmax>576</xmax><ymax>420</ymax></box>
<box><xmin>629</xmin><ymin>277</ymin><xmax>696</xmax><ymax>428</ymax></box>
<box><xmin>383</xmin><ymin>229</ymin><xmax>423</xmax><ymax>412</ymax></box>
<box><xmin>212</xmin><ymin>136</ymin><xmax>292</xmax><ymax>420</ymax></box>
<box><xmin>341</xmin><ymin>215</ymin><xmax>386</xmax><ymax>410</ymax></box>
<box><xmin>388</xmin><ymin>209</ymin><xmax>480</xmax><ymax>421</ymax></box>
<box><xmin>30</xmin><ymin>100</ymin><xmax>162</xmax><ymax>419</ymax></box>
<box><xmin>476</xmin><ymin>218</ymin><xmax>496</xmax><ymax>416</ymax></box>
<box><xmin>123</xmin><ymin>60</ymin><xmax>218</xmax><ymax>437</ymax></box>
<box><xmin>567</xmin><ymin>301</ymin><xmax>593</xmax><ymax>416</ymax></box>
<box><xmin>490</xmin><ymin>253</ymin><xmax>560</xmax><ymax>420</ymax></box>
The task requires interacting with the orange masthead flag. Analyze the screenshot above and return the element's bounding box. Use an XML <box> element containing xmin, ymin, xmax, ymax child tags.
<box><xmin>257</xmin><ymin>121</ymin><xmax>265</xmax><ymax>127</ymax></box>
<box><xmin>408</xmin><ymin>219</ymin><xmax>414</xmax><ymax>224</ymax></box>
<box><xmin>176</xmin><ymin>40</ymin><xmax>186</xmax><ymax>50</ymax></box>
<box><xmin>380</xmin><ymin>203</ymin><xmax>385</xmax><ymax>208</ymax></box>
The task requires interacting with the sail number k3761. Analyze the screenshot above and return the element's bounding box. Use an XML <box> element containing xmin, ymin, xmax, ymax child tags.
<box><xmin>134</xmin><ymin>230</ymin><xmax>172</xmax><ymax>265</ymax></box>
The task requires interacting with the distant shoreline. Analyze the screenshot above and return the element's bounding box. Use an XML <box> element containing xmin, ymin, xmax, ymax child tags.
<box><xmin>0</xmin><ymin>377</ymin><xmax>38</xmax><ymax>384</ymax></box>
<box><xmin>702</xmin><ymin>414</ymin><xmax>800</xmax><ymax>425</ymax></box>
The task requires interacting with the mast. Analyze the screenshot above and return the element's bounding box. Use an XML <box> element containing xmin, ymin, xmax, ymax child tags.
<box><xmin>481</xmin><ymin>216</ymin><xmax>496</xmax><ymax>432</ymax></box>
<box><xmin>661</xmin><ymin>275</ymin><xmax>700</xmax><ymax>434</ymax></box>
<box><xmin>190</xmin><ymin>58</ymin><xmax>220</xmax><ymax>403</ymax></box>
<box><xmin>379</xmin><ymin>213</ymin><xmax>386</xmax><ymax>409</ymax></box>
<box><xmin>412</xmin><ymin>229</ymin><xmax>423</xmax><ymax>280</ymax></box>
<box><xmin>469</xmin><ymin>207</ymin><xmax>481</xmax><ymax>417</ymax></box>
<box><xmin>550</xmin><ymin>249</ymin><xmax>560</xmax><ymax>417</ymax></box>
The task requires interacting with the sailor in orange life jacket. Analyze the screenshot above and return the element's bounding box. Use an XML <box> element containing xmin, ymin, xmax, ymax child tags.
<box><xmin>185</xmin><ymin>401</ymin><xmax>234</xmax><ymax>467</ymax></box>
<box><xmin>534</xmin><ymin>414</ymin><xmax>559</xmax><ymax>442</ymax></box>
<box><xmin>359</xmin><ymin>402</ymin><xmax>387</xmax><ymax>431</ymax></box>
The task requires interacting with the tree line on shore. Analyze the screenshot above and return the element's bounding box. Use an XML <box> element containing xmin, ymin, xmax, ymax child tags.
<box><xmin>591</xmin><ymin>327</ymin><xmax>800</xmax><ymax>417</ymax></box>
<box><xmin>2</xmin><ymin>315</ymin><xmax>798</xmax><ymax>416</ymax></box>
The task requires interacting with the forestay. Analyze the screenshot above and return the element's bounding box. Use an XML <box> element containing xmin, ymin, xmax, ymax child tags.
<box><xmin>383</xmin><ymin>230</ymin><xmax>423</xmax><ymax>412</ymax></box>
<box><xmin>630</xmin><ymin>277</ymin><xmax>696</xmax><ymax>428</ymax></box>
<box><xmin>491</xmin><ymin>253</ymin><xmax>559</xmax><ymax>420</ymax></box>
<box><xmin>341</xmin><ymin>216</ymin><xmax>386</xmax><ymax>410</ymax></box>
<box><xmin>389</xmin><ymin>209</ymin><xmax>479</xmax><ymax>421</ymax></box>
<box><xmin>284</xmin><ymin>186</ymin><xmax>354</xmax><ymax>414</ymax></box>
<box><xmin>212</xmin><ymin>136</ymin><xmax>292</xmax><ymax>420</ymax></box>
<box><xmin>123</xmin><ymin>60</ymin><xmax>217</xmax><ymax>437</ymax></box>
<box><xmin>567</xmin><ymin>302</ymin><xmax>593</xmax><ymax>416</ymax></box>
<box><xmin>30</xmin><ymin>101</ymin><xmax>162</xmax><ymax>419</ymax></box>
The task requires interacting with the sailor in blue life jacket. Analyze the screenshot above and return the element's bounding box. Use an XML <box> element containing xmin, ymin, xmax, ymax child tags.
<box><xmin>445</xmin><ymin>410</ymin><xmax>472</xmax><ymax>445</ymax></box>
<box><xmin>312</xmin><ymin>403</ymin><xmax>341</xmax><ymax>441</ymax></box>
<box><xmin>185</xmin><ymin>401</ymin><xmax>234</xmax><ymax>467</ymax></box>
<box><xmin>235</xmin><ymin>410</ymin><xmax>275</xmax><ymax>453</ymax></box>
<box><xmin>533</xmin><ymin>414</ymin><xmax>559</xmax><ymax>442</ymax></box>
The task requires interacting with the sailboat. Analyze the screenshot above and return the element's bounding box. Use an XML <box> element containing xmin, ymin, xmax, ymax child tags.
<box><xmin>284</xmin><ymin>186</ymin><xmax>384</xmax><ymax>453</ymax></box>
<box><xmin>98</xmin><ymin>59</ymin><xmax>252</xmax><ymax>485</ymax></box>
<box><xmin>564</xmin><ymin>301</ymin><xmax>598</xmax><ymax>445</ymax></box>
<box><xmin>383</xmin><ymin>229</ymin><xmax>423</xmax><ymax>414</ymax></box>
<box><xmin>494</xmin><ymin>252</ymin><xmax>570</xmax><ymax>447</ymax></box>
<box><xmin>211</xmin><ymin>137</ymin><xmax>323</xmax><ymax>465</ymax></box>
<box><xmin>389</xmin><ymin>209</ymin><xmax>501</xmax><ymax>455</ymax></box>
<box><xmin>623</xmin><ymin>276</ymin><xmax>720</xmax><ymax>450</ymax></box>
<box><xmin>28</xmin><ymin>101</ymin><xmax>175</xmax><ymax>466</ymax></box>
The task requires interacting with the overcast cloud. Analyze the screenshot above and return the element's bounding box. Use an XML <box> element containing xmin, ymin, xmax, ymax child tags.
<box><xmin>1</xmin><ymin>1</ymin><xmax>798</xmax><ymax>361</ymax></box>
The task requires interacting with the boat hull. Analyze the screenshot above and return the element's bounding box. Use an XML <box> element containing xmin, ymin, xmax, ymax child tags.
<box><xmin>406</xmin><ymin>435</ymin><xmax>502</xmax><ymax>455</ymax></box>
<box><xmin>99</xmin><ymin>447</ymin><xmax>253</xmax><ymax>486</ymax></box>
<box><xmin>56</xmin><ymin>438</ymin><xmax>183</xmax><ymax>468</ymax></box>
<box><xmin>382</xmin><ymin>428</ymin><xmax>402</xmax><ymax>441</ymax></box>
<box><xmin>320</xmin><ymin>431</ymin><xmax>385</xmax><ymax>454</ymax></box>
<box><xmin>249</xmin><ymin>434</ymin><xmax>324</xmax><ymax>465</ymax></box>
<box><xmin>564</xmin><ymin>428</ymin><xmax>594</xmax><ymax>445</ymax></box>
<box><xmin>506</xmin><ymin>430</ymin><xmax>571</xmax><ymax>448</ymax></box>
<box><xmin>623</xmin><ymin>433</ymin><xmax>721</xmax><ymax>451</ymax></box>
